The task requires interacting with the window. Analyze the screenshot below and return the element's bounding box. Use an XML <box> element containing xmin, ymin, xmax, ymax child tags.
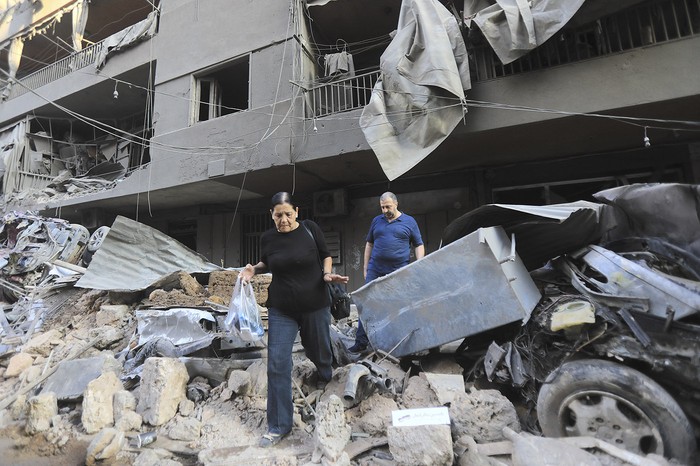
<box><xmin>192</xmin><ymin>56</ymin><xmax>250</xmax><ymax>124</ymax></box>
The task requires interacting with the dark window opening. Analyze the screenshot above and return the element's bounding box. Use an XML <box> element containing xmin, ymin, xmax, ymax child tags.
<box><xmin>168</xmin><ymin>220</ymin><xmax>198</xmax><ymax>251</ymax></box>
<box><xmin>194</xmin><ymin>57</ymin><xmax>250</xmax><ymax>123</ymax></box>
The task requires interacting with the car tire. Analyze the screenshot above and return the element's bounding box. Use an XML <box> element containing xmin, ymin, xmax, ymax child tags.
<box><xmin>537</xmin><ymin>359</ymin><xmax>696</xmax><ymax>463</ymax></box>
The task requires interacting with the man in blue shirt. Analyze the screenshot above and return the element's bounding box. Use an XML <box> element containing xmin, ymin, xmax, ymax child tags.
<box><xmin>349</xmin><ymin>192</ymin><xmax>425</xmax><ymax>353</ymax></box>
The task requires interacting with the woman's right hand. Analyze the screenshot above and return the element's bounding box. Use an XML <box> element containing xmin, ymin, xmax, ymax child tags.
<box><xmin>239</xmin><ymin>264</ymin><xmax>255</xmax><ymax>284</ymax></box>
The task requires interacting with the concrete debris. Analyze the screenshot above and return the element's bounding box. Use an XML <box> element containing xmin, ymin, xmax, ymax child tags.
<box><xmin>23</xmin><ymin>328</ymin><xmax>64</xmax><ymax>356</ymax></box>
<box><xmin>112</xmin><ymin>390</ymin><xmax>137</xmax><ymax>421</ymax></box>
<box><xmin>400</xmin><ymin>374</ymin><xmax>440</xmax><ymax>409</ymax></box>
<box><xmin>95</xmin><ymin>304</ymin><xmax>129</xmax><ymax>326</ymax></box>
<box><xmin>313</xmin><ymin>395</ymin><xmax>351</xmax><ymax>463</ymax></box>
<box><xmin>246</xmin><ymin>359</ymin><xmax>268</xmax><ymax>397</ymax></box>
<box><xmin>356</xmin><ymin>393</ymin><xmax>398</xmax><ymax>436</ymax></box>
<box><xmin>4</xmin><ymin>352</ymin><xmax>33</xmax><ymax>377</ymax></box>
<box><xmin>178</xmin><ymin>398</ymin><xmax>195</xmax><ymax>417</ymax></box>
<box><xmin>166</xmin><ymin>415</ymin><xmax>202</xmax><ymax>441</ymax></box>
<box><xmin>81</xmin><ymin>371</ymin><xmax>124</xmax><ymax>434</ymax></box>
<box><xmin>115</xmin><ymin>410</ymin><xmax>142</xmax><ymax>432</ymax></box>
<box><xmin>134</xmin><ymin>448</ymin><xmax>184</xmax><ymax>466</ymax></box>
<box><xmin>25</xmin><ymin>392</ymin><xmax>58</xmax><ymax>434</ymax></box>
<box><xmin>85</xmin><ymin>427</ymin><xmax>125</xmax><ymax>466</ymax></box>
<box><xmin>449</xmin><ymin>389</ymin><xmax>521</xmax><ymax>443</ymax></box>
<box><xmin>137</xmin><ymin>357</ymin><xmax>189</xmax><ymax>426</ymax></box>
<box><xmin>42</xmin><ymin>354</ymin><xmax>122</xmax><ymax>401</ymax></box>
<box><xmin>227</xmin><ymin>369</ymin><xmax>251</xmax><ymax>396</ymax></box>
<box><xmin>387</xmin><ymin>424</ymin><xmax>453</xmax><ymax>466</ymax></box>
<box><xmin>187</xmin><ymin>376</ymin><xmax>212</xmax><ymax>403</ymax></box>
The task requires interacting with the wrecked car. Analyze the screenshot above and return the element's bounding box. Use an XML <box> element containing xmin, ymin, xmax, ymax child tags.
<box><xmin>351</xmin><ymin>183</ymin><xmax>700</xmax><ymax>464</ymax></box>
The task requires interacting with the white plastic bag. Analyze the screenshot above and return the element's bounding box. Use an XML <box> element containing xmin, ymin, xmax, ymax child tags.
<box><xmin>223</xmin><ymin>276</ymin><xmax>264</xmax><ymax>342</ymax></box>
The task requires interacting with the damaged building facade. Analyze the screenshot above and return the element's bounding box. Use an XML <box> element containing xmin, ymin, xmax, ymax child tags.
<box><xmin>0</xmin><ymin>0</ymin><xmax>698</xmax><ymax>289</ymax></box>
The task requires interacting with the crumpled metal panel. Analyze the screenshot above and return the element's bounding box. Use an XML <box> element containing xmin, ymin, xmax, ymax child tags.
<box><xmin>352</xmin><ymin>226</ymin><xmax>541</xmax><ymax>357</ymax></box>
<box><xmin>136</xmin><ymin>308</ymin><xmax>215</xmax><ymax>346</ymax></box>
<box><xmin>76</xmin><ymin>215</ymin><xmax>220</xmax><ymax>291</ymax></box>
<box><xmin>578</xmin><ymin>245</ymin><xmax>700</xmax><ymax>320</ymax></box>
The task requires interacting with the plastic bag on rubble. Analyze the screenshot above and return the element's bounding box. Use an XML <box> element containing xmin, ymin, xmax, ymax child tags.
<box><xmin>223</xmin><ymin>276</ymin><xmax>264</xmax><ymax>342</ymax></box>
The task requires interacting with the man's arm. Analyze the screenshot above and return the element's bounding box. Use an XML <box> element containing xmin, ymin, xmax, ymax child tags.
<box><xmin>414</xmin><ymin>244</ymin><xmax>425</xmax><ymax>260</ymax></box>
<box><xmin>363</xmin><ymin>242</ymin><xmax>373</xmax><ymax>280</ymax></box>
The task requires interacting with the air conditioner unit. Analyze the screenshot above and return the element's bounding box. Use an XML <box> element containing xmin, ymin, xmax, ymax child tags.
<box><xmin>313</xmin><ymin>189</ymin><xmax>348</xmax><ymax>217</ymax></box>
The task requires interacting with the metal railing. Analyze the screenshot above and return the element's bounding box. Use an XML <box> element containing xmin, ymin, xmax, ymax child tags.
<box><xmin>470</xmin><ymin>0</ymin><xmax>699</xmax><ymax>81</ymax></box>
<box><xmin>307</xmin><ymin>70</ymin><xmax>380</xmax><ymax>118</ymax></box>
<box><xmin>4</xmin><ymin>42</ymin><xmax>103</xmax><ymax>100</ymax></box>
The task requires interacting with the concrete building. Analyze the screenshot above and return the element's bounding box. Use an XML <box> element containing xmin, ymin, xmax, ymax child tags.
<box><xmin>1</xmin><ymin>0</ymin><xmax>698</xmax><ymax>290</ymax></box>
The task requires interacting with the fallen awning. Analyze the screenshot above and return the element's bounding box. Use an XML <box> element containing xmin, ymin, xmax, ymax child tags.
<box><xmin>76</xmin><ymin>215</ymin><xmax>220</xmax><ymax>292</ymax></box>
<box><xmin>360</xmin><ymin>0</ymin><xmax>470</xmax><ymax>181</ymax></box>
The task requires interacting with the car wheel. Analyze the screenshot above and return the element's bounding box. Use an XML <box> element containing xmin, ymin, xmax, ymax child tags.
<box><xmin>87</xmin><ymin>226</ymin><xmax>110</xmax><ymax>252</ymax></box>
<box><xmin>537</xmin><ymin>359</ymin><xmax>696</xmax><ymax>463</ymax></box>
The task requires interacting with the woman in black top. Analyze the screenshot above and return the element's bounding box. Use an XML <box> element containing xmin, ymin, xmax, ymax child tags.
<box><xmin>240</xmin><ymin>192</ymin><xmax>349</xmax><ymax>447</ymax></box>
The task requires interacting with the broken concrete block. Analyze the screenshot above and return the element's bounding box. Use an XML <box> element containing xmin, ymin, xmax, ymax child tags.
<box><xmin>11</xmin><ymin>395</ymin><xmax>27</xmax><ymax>420</ymax></box>
<box><xmin>134</xmin><ymin>449</ymin><xmax>183</xmax><ymax>466</ymax></box>
<box><xmin>313</xmin><ymin>395</ymin><xmax>351</xmax><ymax>462</ymax></box>
<box><xmin>5</xmin><ymin>353</ymin><xmax>34</xmax><ymax>378</ymax></box>
<box><xmin>26</xmin><ymin>392</ymin><xmax>58</xmax><ymax>435</ymax></box>
<box><xmin>455</xmin><ymin>436</ymin><xmax>498</xmax><ymax>466</ymax></box>
<box><xmin>321</xmin><ymin>452</ymin><xmax>351</xmax><ymax>466</ymax></box>
<box><xmin>449</xmin><ymin>389</ymin><xmax>520</xmax><ymax>443</ymax></box>
<box><xmin>388</xmin><ymin>424</ymin><xmax>453</xmax><ymax>466</ymax></box>
<box><xmin>246</xmin><ymin>360</ymin><xmax>267</xmax><ymax>396</ymax></box>
<box><xmin>357</xmin><ymin>393</ymin><xmax>398</xmax><ymax>436</ymax></box>
<box><xmin>85</xmin><ymin>428</ymin><xmax>125</xmax><ymax>466</ymax></box>
<box><xmin>82</xmin><ymin>371</ymin><xmax>124</xmax><ymax>434</ymax></box>
<box><xmin>96</xmin><ymin>304</ymin><xmax>129</xmax><ymax>326</ymax></box>
<box><xmin>401</xmin><ymin>374</ymin><xmax>440</xmax><ymax>409</ymax></box>
<box><xmin>167</xmin><ymin>415</ymin><xmax>201</xmax><ymax>441</ymax></box>
<box><xmin>115</xmin><ymin>410</ymin><xmax>142</xmax><ymax>432</ymax></box>
<box><xmin>89</xmin><ymin>326</ymin><xmax>124</xmax><ymax>349</ymax></box>
<box><xmin>178</xmin><ymin>271</ymin><xmax>204</xmax><ymax>296</ymax></box>
<box><xmin>179</xmin><ymin>399</ymin><xmax>195</xmax><ymax>417</ymax></box>
<box><xmin>423</xmin><ymin>372</ymin><xmax>465</xmax><ymax>405</ymax></box>
<box><xmin>113</xmin><ymin>390</ymin><xmax>137</xmax><ymax>421</ymax></box>
<box><xmin>24</xmin><ymin>329</ymin><xmax>63</xmax><ymax>356</ymax></box>
<box><xmin>227</xmin><ymin>369</ymin><xmax>251</xmax><ymax>396</ymax></box>
<box><xmin>137</xmin><ymin>357</ymin><xmax>189</xmax><ymax>426</ymax></box>
<box><xmin>22</xmin><ymin>365</ymin><xmax>42</xmax><ymax>384</ymax></box>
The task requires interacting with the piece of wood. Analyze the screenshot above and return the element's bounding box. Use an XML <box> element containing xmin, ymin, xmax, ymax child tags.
<box><xmin>51</xmin><ymin>260</ymin><xmax>87</xmax><ymax>274</ymax></box>
<box><xmin>345</xmin><ymin>437</ymin><xmax>389</xmax><ymax>460</ymax></box>
<box><xmin>0</xmin><ymin>336</ymin><xmax>100</xmax><ymax>411</ymax></box>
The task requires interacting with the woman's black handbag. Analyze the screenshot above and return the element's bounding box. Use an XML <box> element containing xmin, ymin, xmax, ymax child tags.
<box><xmin>302</xmin><ymin>221</ymin><xmax>352</xmax><ymax>320</ymax></box>
<box><xmin>328</xmin><ymin>283</ymin><xmax>351</xmax><ymax>320</ymax></box>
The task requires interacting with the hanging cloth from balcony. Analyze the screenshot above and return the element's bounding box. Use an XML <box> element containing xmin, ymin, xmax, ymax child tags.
<box><xmin>463</xmin><ymin>0</ymin><xmax>586</xmax><ymax>65</ymax></box>
<box><xmin>71</xmin><ymin>0</ymin><xmax>89</xmax><ymax>51</ymax></box>
<box><xmin>360</xmin><ymin>0</ymin><xmax>470</xmax><ymax>181</ymax></box>
<box><xmin>1</xmin><ymin>37</ymin><xmax>24</xmax><ymax>100</ymax></box>
<box><xmin>94</xmin><ymin>10</ymin><xmax>158</xmax><ymax>69</ymax></box>
<box><xmin>323</xmin><ymin>51</ymin><xmax>355</xmax><ymax>78</ymax></box>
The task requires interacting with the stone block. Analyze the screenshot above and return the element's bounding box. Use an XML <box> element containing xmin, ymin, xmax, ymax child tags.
<box><xmin>115</xmin><ymin>411</ymin><xmax>142</xmax><ymax>432</ymax></box>
<box><xmin>357</xmin><ymin>393</ymin><xmax>398</xmax><ymax>436</ymax></box>
<box><xmin>167</xmin><ymin>415</ymin><xmax>201</xmax><ymax>441</ymax></box>
<box><xmin>96</xmin><ymin>304</ymin><xmax>129</xmax><ymax>326</ymax></box>
<box><xmin>24</xmin><ymin>329</ymin><xmax>63</xmax><ymax>356</ymax></box>
<box><xmin>245</xmin><ymin>360</ymin><xmax>267</xmax><ymax>396</ymax></box>
<box><xmin>137</xmin><ymin>358</ymin><xmax>189</xmax><ymax>426</ymax></box>
<box><xmin>388</xmin><ymin>424</ymin><xmax>453</xmax><ymax>466</ymax></box>
<box><xmin>113</xmin><ymin>390</ymin><xmax>137</xmax><ymax>421</ymax></box>
<box><xmin>179</xmin><ymin>399</ymin><xmax>195</xmax><ymax>417</ymax></box>
<box><xmin>227</xmin><ymin>370</ymin><xmax>251</xmax><ymax>396</ymax></box>
<box><xmin>26</xmin><ymin>392</ymin><xmax>58</xmax><ymax>435</ymax></box>
<box><xmin>5</xmin><ymin>353</ymin><xmax>34</xmax><ymax>378</ymax></box>
<box><xmin>449</xmin><ymin>389</ymin><xmax>520</xmax><ymax>443</ymax></box>
<box><xmin>85</xmin><ymin>428</ymin><xmax>125</xmax><ymax>466</ymax></box>
<box><xmin>313</xmin><ymin>395</ymin><xmax>350</xmax><ymax>462</ymax></box>
<box><xmin>82</xmin><ymin>371</ymin><xmax>124</xmax><ymax>434</ymax></box>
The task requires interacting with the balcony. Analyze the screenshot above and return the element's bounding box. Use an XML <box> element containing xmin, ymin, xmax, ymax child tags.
<box><xmin>2</xmin><ymin>42</ymin><xmax>104</xmax><ymax>101</ymax></box>
<box><xmin>307</xmin><ymin>0</ymin><xmax>699</xmax><ymax>118</ymax></box>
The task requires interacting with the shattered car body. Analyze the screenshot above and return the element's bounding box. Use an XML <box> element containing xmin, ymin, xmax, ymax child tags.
<box><xmin>351</xmin><ymin>183</ymin><xmax>700</xmax><ymax>463</ymax></box>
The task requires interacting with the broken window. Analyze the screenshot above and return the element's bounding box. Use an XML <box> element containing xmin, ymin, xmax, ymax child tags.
<box><xmin>192</xmin><ymin>57</ymin><xmax>250</xmax><ymax>124</ymax></box>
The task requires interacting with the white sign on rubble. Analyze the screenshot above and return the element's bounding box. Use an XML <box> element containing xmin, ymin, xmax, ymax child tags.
<box><xmin>391</xmin><ymin>407</ymin><xmax>450</xmax><ymax>427</ymax></box>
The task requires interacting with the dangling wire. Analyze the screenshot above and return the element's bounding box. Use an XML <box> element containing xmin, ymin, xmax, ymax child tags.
<box><xmin>643</xmin><ymin>126</ymin><xmax>651</xmax><ymax>148</ymax></box>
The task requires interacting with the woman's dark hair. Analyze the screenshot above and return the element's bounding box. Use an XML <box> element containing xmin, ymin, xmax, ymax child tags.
<box><xmin>270</xmin><ymin>192</ymin><xmax>294</xmax><ymax>208</ymax></box>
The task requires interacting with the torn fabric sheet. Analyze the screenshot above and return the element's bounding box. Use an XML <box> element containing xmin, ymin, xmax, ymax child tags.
<box><xmin>94</xmin><ymin>10</ymin><xmax>158</xmax><ymax>69</ymax></box>
<box><xmin>464</xmin><ymin>0</ymin><xmax>586</xmax><ymax>65</ymax></box>
<box><xmin>0</xmin><ymin>0</ymin><xmax>80</xmax><ymax>47</ymax></box>
<box><xmin>360</xmin><ymin>0</ymin><xmax>470</xmax><ymax>181</ymax></box>
<box><xmin>76</xmin><ymin>215</ymin><xmax>220</xmax><ymax>292</ymax></box>
<box><xmin>71</xmin><ymin>0</ymin><xmax>88</xmax><ymax>51</ymax></box>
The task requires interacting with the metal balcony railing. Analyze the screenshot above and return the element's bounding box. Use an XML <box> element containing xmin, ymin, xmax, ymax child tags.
<box><xmin>4</xmin><ymin>42</ymin><xmax>103</xmax><ymax>101</ymax></box>
<box><xmin>470</xmin><ymin>0</ymin><xmax>700</xmax><ymax>81</ymax></box>
<box><xmin>307</xmin><ymin>70</ymin><xmax>380</xmax><ymax>118</ymax></box>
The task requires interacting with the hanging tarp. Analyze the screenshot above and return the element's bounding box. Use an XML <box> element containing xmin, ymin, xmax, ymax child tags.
<box><xmin>464</xmin><ymin>0</ymin><xmax>586</xmax><ymax>65</ymax></box>
<box><xmin>94</xmin><ymin>10</ymin><xmax>158</xmax><ymax>70</ymax></box>
<box><xmin>0</xmin><ymin>0</ymin><xmax>80</xmax><ymax>47</ymax></box>
<box><xmin>0</xmin><ymin>119</ymin><xmax>26</xmax><ymax>196</ymax></box>
<box><xmin>1</xmin><ymin>35</ymin><xmax>23</xmax><ymax>99</ymax></box>
<box><xmin>360</xmin><ymin>0</ymin><xmax>470</xmax><ymax>181</ymax></box>
<box><xmin>71</xmin><ymin>0</ymin><xmax>88</xmax><ymax>51</ymax></box>
<box><xmin>76</xmin><ymin>215</ymin><xmax>221</xmax><ymax>292</ymax></box>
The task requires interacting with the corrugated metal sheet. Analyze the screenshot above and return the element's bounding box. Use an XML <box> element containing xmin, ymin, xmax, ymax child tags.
<box><xmin>76</xmin><ymin>215</ymin><xmax>220</xmax><ymax>291</ymax></box>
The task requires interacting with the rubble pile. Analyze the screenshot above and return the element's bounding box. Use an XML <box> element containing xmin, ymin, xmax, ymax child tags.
<box><xmin>0</xmin><ymin>208</ymin><xmax>690</xmax><ymax>465</ymax></box>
